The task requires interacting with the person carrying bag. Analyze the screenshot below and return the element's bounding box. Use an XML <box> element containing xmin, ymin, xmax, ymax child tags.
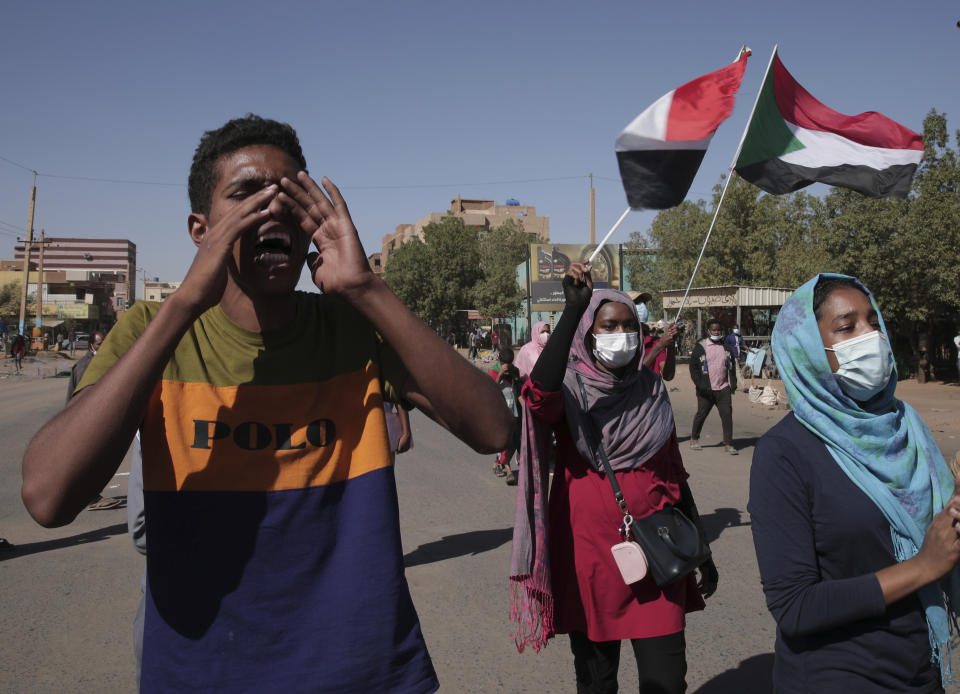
<box><xmin>509</xmin><ymin>261</ymin><xmax>717</xmax><ymax>694</ymax></box>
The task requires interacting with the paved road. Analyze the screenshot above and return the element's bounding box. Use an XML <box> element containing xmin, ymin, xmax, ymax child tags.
<box><xmin>1</xmin><ymin>371</ymin><xmax>958</xmax><ymax>692</ymax></box>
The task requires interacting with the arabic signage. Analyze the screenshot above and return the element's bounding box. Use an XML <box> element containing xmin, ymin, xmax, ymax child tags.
<box><xmin>529</xmin><ymin>244</ymin><xmax>621</xmax><ymax>311</ymax></box>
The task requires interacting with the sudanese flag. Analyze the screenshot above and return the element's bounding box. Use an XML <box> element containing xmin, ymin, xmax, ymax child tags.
<box><xmin>734</xmin><ymin>51</ymin><xmax>923</xmax><ymax>198</ymax></box>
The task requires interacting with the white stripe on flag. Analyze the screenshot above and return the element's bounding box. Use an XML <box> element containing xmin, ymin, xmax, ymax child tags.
<box><xmin>782</xmin><ymin>123</ymin><xmax>924</xmax><ymax>170</ymax></box>
<box><xmin>616</xmin><ymin>90</ymin><xmax>672</xmax><ymax>146</ymax></box>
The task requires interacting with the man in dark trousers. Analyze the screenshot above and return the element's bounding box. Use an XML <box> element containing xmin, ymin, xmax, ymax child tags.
<box><xmin>689</xmin><ymin>319</ymin><xmax>739</xmax><ymax>455</ymax></box>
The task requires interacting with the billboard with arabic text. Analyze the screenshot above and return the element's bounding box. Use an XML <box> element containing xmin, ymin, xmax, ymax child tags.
<box><xmin>529</xmin><ymin>244</ymin><xmax>621</xmax><ymax>311</ymax></box>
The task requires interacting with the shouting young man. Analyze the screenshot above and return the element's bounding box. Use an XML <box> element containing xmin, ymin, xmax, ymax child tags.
<box><xmin>21</xmin><ymin>115</ymin><xmax>513</xmax><ymax>693</ymax></box>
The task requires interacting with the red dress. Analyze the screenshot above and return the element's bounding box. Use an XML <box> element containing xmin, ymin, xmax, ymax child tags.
<box><xmin>526</xmin><ymin>381</ymin><xmax>705</xmax><ymax>642</ymax></box>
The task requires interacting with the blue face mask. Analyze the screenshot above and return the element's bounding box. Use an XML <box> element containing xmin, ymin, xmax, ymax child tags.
<box><xmin>824</xmin><ymin>330</ymin><xmax>894</xmax><ymax>401</ymax></box>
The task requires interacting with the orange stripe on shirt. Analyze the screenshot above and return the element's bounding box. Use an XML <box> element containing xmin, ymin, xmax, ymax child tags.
<box><xmin>142</xmin><ymin>364</ymin><xmax>392</xmax><ymax>492</ymax></box>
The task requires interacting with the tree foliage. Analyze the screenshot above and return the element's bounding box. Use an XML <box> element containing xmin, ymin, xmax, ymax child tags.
<box><xmin>473</xmin><ymin>218</ymin><xmax>532</xmax><ymax>319</ymax></box>
<box><xmin>625</xmin><ymin>109</ymin><xmax>960</xmax><ymax>361</ymax></box>
<box><xmin>0</xmin><ymin>281</ymin><xmax>23</xmax><ymax>318</ymax></box>
<box><xmin>384</xmin><ymin>216</ymin><xmax>481</xmax><ymax>330</ymax></box>
<box><xmin>384</xmin><ymin>216</ymin><xmax>534</xmax><ymax>330</ymax></box>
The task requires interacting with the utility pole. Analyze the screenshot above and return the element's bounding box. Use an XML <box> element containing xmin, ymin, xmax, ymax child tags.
<box><xmin>36</xmin><ymin>230</ymin><xmax>45</xmax><ymax>337</ymax></box>
<box><xmin>589</xmin><ymin>173</ymin><xmax>596</xmax><ymax>244</ymax></box>
<box><xmin>17</xmin><ymin>173</ymin><xmax>38</xmax><ymax>335</ymax></box>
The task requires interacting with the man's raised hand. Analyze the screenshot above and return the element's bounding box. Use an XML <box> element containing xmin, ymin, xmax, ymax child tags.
<box><xmin>278</xmin><ymin>173</ymin><xmax>373</xmax><ymax>298</ymax></box>
<box><xmin>178</xmin><ymin>185</ymin><xmax>276</xmax><ymax>316</ymax></box>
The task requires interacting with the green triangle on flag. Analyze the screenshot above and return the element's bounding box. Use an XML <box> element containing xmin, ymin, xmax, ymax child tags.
<box><xmin>735</xmin><ymin>62</ymin><xmax>805</xmax><ymax>169</ymax></box>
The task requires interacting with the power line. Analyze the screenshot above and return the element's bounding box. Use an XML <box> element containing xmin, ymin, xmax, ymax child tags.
<box><xmin>2</xmin><ymin>154</ymin><xmax>594</xmax><ymax>191</ymax></box>
<box><xmin>39</xmin><ymin>172</ymin><xmax>184</xmax><ymax>187</ymax></box>
<box><xmin>0</xmin><ymin>218</ymin><xmax>27</xmax><ymax>232</ymax></box>
<box><xmin>342</xmin><ymin>175</ymin><xmax>589</xmax><ymax>190</ymax></box>
<box><xmin>0</xmin><ymin>155</ymin><xmax>35</xmax><ymax>173</ymax></box>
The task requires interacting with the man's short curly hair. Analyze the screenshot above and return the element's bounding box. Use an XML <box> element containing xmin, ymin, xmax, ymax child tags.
<box><xmin>188</xmin><ymin>114</ymin><xmax>307</xmax><ymax>215</ymax></box>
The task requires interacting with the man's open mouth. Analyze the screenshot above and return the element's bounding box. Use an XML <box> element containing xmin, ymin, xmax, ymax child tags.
<box><xmin>254</xmin><ymin>230</ymin><xmax>294</xmax><ymax>265</ymax></box>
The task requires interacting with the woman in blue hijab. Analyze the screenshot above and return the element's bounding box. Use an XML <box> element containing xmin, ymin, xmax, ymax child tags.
<box><xmin>749</xmin><ymin>273</ymin><xmax>960</xmax><ymax>693</ymax></box>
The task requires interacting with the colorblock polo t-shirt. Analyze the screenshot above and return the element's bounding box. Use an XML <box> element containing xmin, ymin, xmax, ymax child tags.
<box><xmin>78</xmin><ymin>293</ymin><xmax>438</xmax><ymax>693</ymax></box>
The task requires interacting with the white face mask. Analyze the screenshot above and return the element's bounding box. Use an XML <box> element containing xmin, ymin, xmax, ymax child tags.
<box><xmin>824</xmin><ymin>330</ymin><xmax>893</xmax><ymax>401</ymax></box>
<box><xmin>593</xmin><ymin>331</ymin><xmax>639</xmax><ymax>368</ymax></box>
<box><xmin>538</xmin><ymin>331</ymin><xmax>550</xmax><ymax>346</ymax></box>
<box><xmin>708</xmin><ymin>334</ymin><xmax>723</xmax><ymax>342</ymax></box>
<box><xmin>733</xmin><ymin>329</ymin><xmax>740</xmax><ymax>335</ymax></box>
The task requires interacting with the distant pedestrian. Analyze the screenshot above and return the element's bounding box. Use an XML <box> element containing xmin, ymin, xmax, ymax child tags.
<box><xmin>11</xmin><ymin>333</ymin><xmax>25</xmax><ymax>373</ymax></box>
<box><xmin>643</xmin><ymin>320</ymin><xmax>679</xmax><ymax>380</ymax></box>
<box><xmin>954</xmin><ymin>330</ymin><xmax>960</xmax><ymax>381</ymax></box>
<box><xmin>491</xmin><ymin>327</ymin><xmax>500</xmax><ymax>358</ymax></box>
<box><xmin>725</xmin><ymin>324</ymin><xmax>753</xmax><ymax>364</ymax></box>
<box><xmin>468</xmin><ymin>331</ymin><xmax>478</xmax><ymax>360</ymax></box>
<box><xmin>514</xmin><ymin>321</ymin><xmax>550</xmax><ymax>380</ymax></box>
<box><xmin>689</xmin><ymin>319</ymin><xmax>739</xmax><ymax>454</ymax></box>
<box><xmin>68</xmin><ymin>329</ymin><xmax>77</xmax><ymax>356</ymax></box>
<box><xmin>630</xmin><ymin>291</ymin><xmax>652</xmax><ymax>324</ymax></box>
<box><xmin>488</xmin><ymin>347</ymin><xmax>521</xmax><ymax>485</ymax></box>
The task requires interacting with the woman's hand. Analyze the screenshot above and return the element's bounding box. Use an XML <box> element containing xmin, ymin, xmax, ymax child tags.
<box><xmin>913</xmin><ymin>497</ymin><xmax>960</xmax><ymax>583</ymax></box>
<box><xmin>877</xmin><ymin>476</ymin><xmax>960</xmax><ymax>606</ymax></box>
<box><xmin>562</xmin><ymin>262</ymin><xmax>593</xmax><ymax>312</ymax></box>
<box><xmin>697</xmin><ymin>557</ymin><xmax>719</xmax><ymax>598</ymax></box>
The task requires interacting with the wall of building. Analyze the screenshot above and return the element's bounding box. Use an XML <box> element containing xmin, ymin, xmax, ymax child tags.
<box><xmin>143</xmin><ymin>281</ymin><xmax>182</xmax><ymax>303</ymax></box>
<box><xmin>14</xmin><ymin>237</ymin><xmax>136</xmax><ymax>309</ymax></box>
<box><xmin>381</xmin><ymin>198</ymin><xmax>549</xmax><ymax>267</ymax></box>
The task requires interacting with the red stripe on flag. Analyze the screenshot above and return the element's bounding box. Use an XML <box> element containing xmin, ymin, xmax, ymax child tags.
<box><xmin>665</xmin><ymin>52</ymin><xmax>750</xmax><ymax>141</ymax></box>
<box><xmin>772</xmin><ymin>55</ymin><xmax>923</xmax><ymax>151</ymax></box>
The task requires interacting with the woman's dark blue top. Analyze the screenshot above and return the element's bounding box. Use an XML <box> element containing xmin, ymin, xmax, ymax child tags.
<box><xmin>749</xmin><ymin>413</ymin><xmax>941</xmax><ymax>693</ymax></box>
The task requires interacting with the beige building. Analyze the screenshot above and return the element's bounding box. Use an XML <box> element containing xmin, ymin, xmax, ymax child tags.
<box><xmin>381</xmin><ymin>197</ymin><xmax>549</xmax><ymax>266</ymax></box>
<box><xmin>0</xmin><ymin>265</ymin><xmax>115</xmax><ymax>332</ymax></box>
<box><xmin>143</xmin><ymin>280</ymin><xmax>182</xmax><ymax>303</ymax></box>
<box><xmin>14</xmin><ymin>237</ymin><xmax>136</xmax><ymax>309</ymax></box>
<box><xmin>367</xmin><ymin>252</ymin><xmax>383</xmax><ymax>277</ymax></box>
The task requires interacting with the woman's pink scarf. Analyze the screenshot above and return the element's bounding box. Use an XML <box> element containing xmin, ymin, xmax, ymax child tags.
<box><xmin>515</xmin><ymin>321</ymin><xmax>548</xmax><ymax>379</ymax></box>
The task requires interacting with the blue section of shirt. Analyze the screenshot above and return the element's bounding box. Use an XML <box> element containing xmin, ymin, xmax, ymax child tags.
<box><xmin>141</xmin><ymin>467</ymin><xmax>437</xmax><ymax>694</ymax></box>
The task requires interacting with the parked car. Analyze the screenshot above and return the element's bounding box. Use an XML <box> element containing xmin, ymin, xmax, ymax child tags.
<box><xmin>61</xmin><ymin>332</ymin><xmax>90</xmax><ymax>350</ymax></box>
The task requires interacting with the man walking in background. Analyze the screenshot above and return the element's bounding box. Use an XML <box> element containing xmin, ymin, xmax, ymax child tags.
<box><xmin>689</xmin><ymin>319</ymin><xmax>739</xmax><ymax>455</ymax></box>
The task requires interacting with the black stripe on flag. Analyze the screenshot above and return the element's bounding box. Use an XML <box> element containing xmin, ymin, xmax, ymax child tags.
<box><xmin>616</xmin><ymin>149</ymin><xmax>707</xmax><ymax>209</ymax></box>
<box><xmin>735</xmin><ymin>159</ymin><xmax>919</xmax><ymax>198</ymax></box>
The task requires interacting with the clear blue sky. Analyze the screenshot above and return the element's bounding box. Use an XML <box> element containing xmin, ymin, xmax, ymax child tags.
<box><xmin>2</xmin><ymin>0</ymin><xmax>957</xmax><ymax>296</ymax></box>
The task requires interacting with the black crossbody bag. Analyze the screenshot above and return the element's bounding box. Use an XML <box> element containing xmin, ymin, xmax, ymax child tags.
<box><xmin>575</xmin><ymin>374</ymin><xmax>711</xmax><ymax>586</ymax></box>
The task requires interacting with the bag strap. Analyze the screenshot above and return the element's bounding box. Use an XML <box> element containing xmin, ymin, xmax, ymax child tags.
<box><xmin>574</xmin><ymin>373</ymin><xmax>632</xmax><ymax>521</ymax></box>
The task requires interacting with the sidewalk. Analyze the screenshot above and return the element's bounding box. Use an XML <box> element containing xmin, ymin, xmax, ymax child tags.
<box><xmin>0</xmin><ymin>351</ymin><xmax>77</xmax><ymax>383</ymax></box>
